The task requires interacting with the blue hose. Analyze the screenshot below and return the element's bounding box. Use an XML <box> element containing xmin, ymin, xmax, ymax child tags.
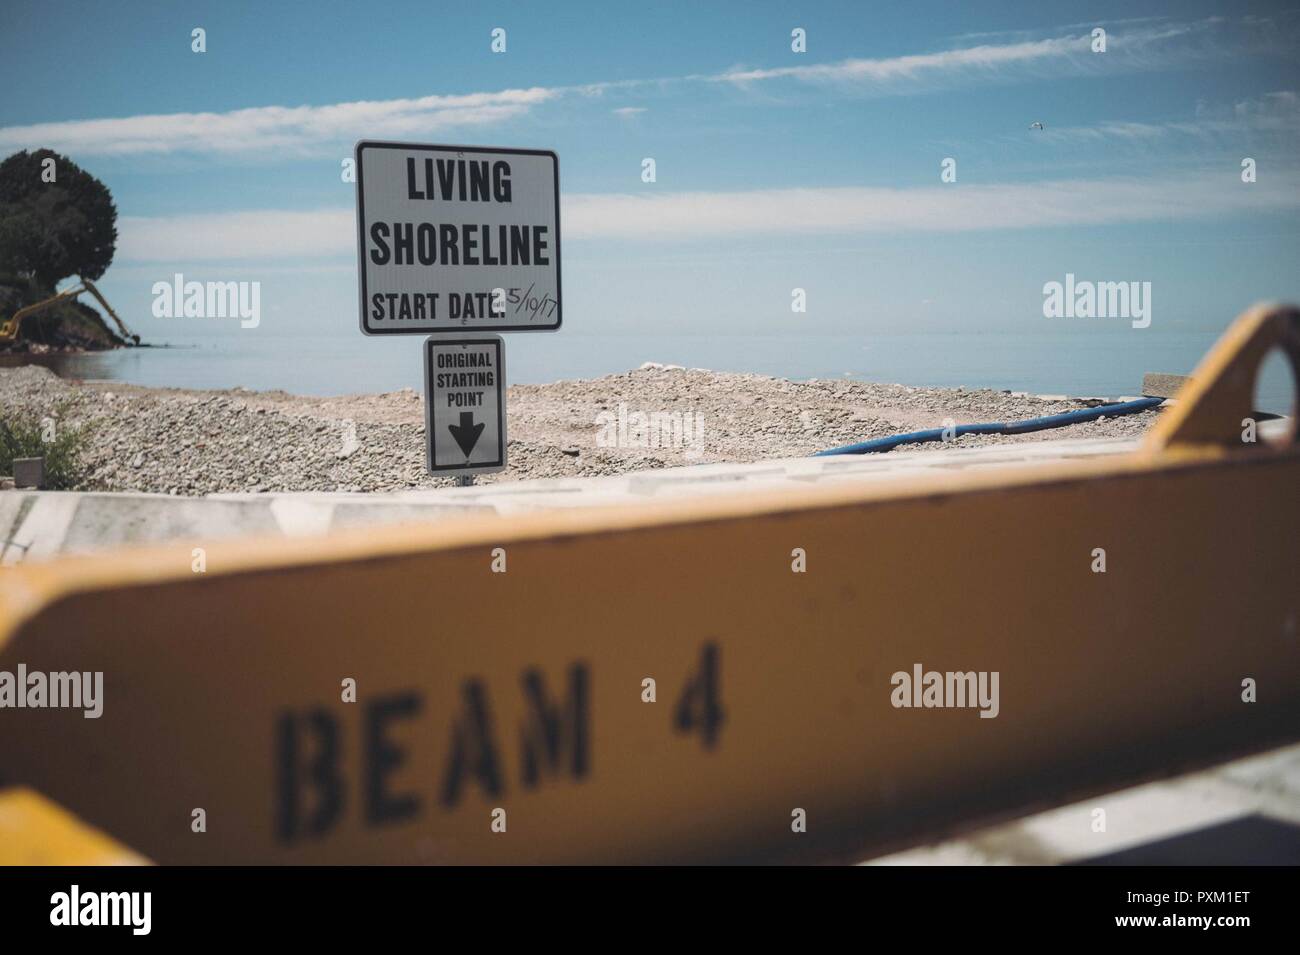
<box><xmin>813</xmin><ymin>396</ymin><xmax>1165</xmax><ymax>457</ymax></box>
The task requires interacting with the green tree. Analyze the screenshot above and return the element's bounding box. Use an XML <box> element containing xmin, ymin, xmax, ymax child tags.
<box><xmin>0</xmin><ymin>149</ymin><xmax>117</xmax><ymax>291</ymax></box>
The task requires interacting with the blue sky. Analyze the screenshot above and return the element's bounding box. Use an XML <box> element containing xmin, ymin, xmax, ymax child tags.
<box><xmin>2</xmin><ymin>0</ymin><xmax>1299</xmax><ymax>361</ymax></box>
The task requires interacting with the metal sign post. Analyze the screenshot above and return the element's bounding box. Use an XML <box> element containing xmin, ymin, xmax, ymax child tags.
<box><xmin>354</xmin><ymin>140</ymin><xmax>562</xmax><ymax>481</ymax></box>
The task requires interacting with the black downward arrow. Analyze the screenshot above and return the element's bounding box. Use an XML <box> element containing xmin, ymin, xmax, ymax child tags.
<box><xmin>448</xmin><ymin>411</ymin><xmax>485</xmax><ymax>457</ymax></box>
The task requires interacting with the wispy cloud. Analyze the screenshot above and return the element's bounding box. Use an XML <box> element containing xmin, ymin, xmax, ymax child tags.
<box><xmin>0</xmin><ymin>88</ymin><xmax>557</xmax><ymax>157</ymax></box>
<box><xmin>710</xmin><ymin>17</ymin><xmax>1279</xmax><ymax>92</ymax></box>
<box><xmin>115</xmin><ymin>170</ymin><xmax>1300</xmax><ymax>263</ymax></box>
<box><xmin>946</xmin><ymin>16</ymin><xmax>1173</xmax><ymax>44</ymax></box>
<box><xmin>118</xmin><ymin>209</ymin><xmax>354</xmax><ymax>261</ymax></box>
<box><xmin>1038</xmin><ymin>91</ymin><xmax>1300</xmax><ymax>145</ymax></box>
<box><xmin>2</xmin><ymin>16</ymin><xmax>1280</xmax><ymax>159</ymax></box>
<box><xmin>712</xmin><ymin>35</ymin><xmax>1086</xmax><ymax>85</ymax></box>
<box><xmin>563</xmin><ymin>172</ymin><xmax>1300</xmax><ymax>239</ymax></box>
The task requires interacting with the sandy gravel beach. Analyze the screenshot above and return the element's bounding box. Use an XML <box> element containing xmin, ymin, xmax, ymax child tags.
<box><xmin>0</xmin><ymin>364</ymin><xmax>1162</xmax><ymax>495</ymax></box>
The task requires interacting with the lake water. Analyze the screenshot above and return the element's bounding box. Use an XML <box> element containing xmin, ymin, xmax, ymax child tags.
<box><xmin>3</xmin><ymin>330</ymin><xmax>1295</xmax><ymax>415</ymax></box>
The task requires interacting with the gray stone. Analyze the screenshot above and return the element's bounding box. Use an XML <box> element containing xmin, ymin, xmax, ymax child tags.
<box><xmin>13</xmin><ymin>457</ymin><xmax>44</xmax><ymax>489</ymax></box>
<box><xmin>1143</xmin><ymin>372</ymin><xmax>1191</xmax><ymax>398</ymax></box>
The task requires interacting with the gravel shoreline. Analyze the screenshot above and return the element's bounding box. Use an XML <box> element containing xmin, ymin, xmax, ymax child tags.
<box><xmin>0</xmin><ymin>364</ymin><xmax>1162</xmax><ymax>495</ymax></box>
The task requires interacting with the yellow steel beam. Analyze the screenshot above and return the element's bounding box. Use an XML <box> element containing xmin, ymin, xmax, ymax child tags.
<box><xmin>0</xmin><ymin>788</ymin><xmax>148</xmax><ymax>865</ymax></box>
<box><xmin>1144</xmin><ymin>302</ymin><xmax>1299</xmax><ymax>452</ymax></box>
<box><xmin>0</xmin><ymin>305</ymin><xmax>1297</xmax><ymax>864</ymax></box>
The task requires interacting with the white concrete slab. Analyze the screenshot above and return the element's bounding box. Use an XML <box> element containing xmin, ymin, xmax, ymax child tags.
<box><xmin>866</xmin><ymin>742</ymin><xmax>1300</xmax><ymax>865</ymax></box>
<box><xmin>0</xmin><ymin>436</ymin><xmax>1144</xmax><ymax>561</ymax></box>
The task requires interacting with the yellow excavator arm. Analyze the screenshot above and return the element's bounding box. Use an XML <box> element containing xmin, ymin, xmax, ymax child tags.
<box><xmin>0</xmin><ymin>277</ymin><xmax>140</xmax><ymax>345</ymax></box>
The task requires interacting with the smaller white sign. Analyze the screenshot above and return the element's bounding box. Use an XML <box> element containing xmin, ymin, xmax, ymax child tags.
<box><xmin>424</xmin><ymin>336</ymin><xmax>507</xmax><ymax>475</ymax></box>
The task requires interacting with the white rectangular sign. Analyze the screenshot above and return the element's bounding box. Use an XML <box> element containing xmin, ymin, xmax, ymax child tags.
<box><xmin>356</xmin><ymin>141</ymin><xmax>561</xmax><ymax>334</ymax></box>
<box><xmin>424</xmin><ymin>336</ymin><xmax>507</xmax><ymax>476</ymax></box>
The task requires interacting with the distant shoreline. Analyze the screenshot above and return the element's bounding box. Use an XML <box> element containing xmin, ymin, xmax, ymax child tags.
<box><xmin>0</xmin><ymin>328</ymin><xmax>1241</xmax><ymax>405</ymax></box>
